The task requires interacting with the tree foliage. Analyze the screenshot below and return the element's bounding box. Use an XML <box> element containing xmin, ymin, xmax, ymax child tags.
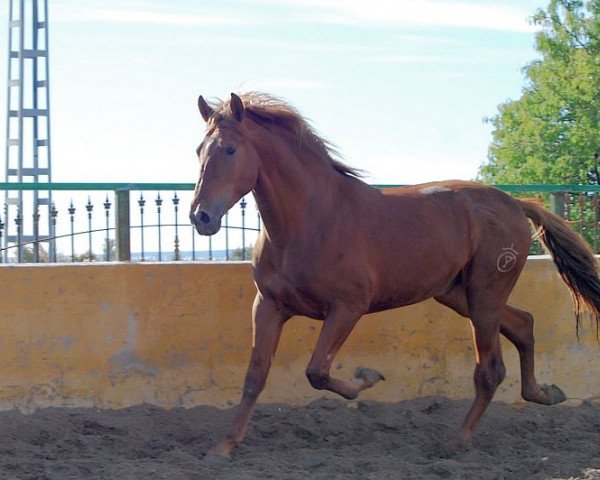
<box><xmin>16</xmin><ymin>244</ymin><xmax>48</xmax><ymax>263</ymax></box>
<box><xmin>231</xmin><ymin>245</ymin><xmax>253</xmax><ymax>261</ymax></box>
<box><xmin>479</xmin><ymin>0</ymin><xmax>600</xmax><ymax>184</ymax></box>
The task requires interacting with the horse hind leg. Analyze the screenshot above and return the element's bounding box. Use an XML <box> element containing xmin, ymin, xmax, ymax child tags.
<box><xmin>500</xmin><ymin>305</ymin><xmax>566</xmax><ymax>405</ymax></box>
<box><xmin>436</xmin><ymin>289</ymin><xmax>566</xmax><ymax>444</ymax></box>
<box><xmin>456</xmin><ymin>305</ymin><xmax>507</xmax><ymax>444</ymax></box>
<box><xmin>435</xmin><ymin>285</ymin><xmax>509</xmax><ymax>443</ymax></box>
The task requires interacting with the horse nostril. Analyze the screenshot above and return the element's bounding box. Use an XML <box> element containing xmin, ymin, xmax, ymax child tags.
<box><xmin>200</xmin><ymin>211</ymin><xmax>211</xmax><ymax>225</ymax></box>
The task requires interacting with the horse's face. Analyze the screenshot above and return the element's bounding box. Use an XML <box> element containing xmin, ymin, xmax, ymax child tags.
<box><xmin>190</xmin><ymin>94</ymin><xmax>259</xmax><ymax>236</ymax></box>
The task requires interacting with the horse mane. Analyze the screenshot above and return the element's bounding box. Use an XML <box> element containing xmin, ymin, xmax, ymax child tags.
<box><xmin>209</xmin><ymin>92</ymin><xmax>363</xmax><ymax>178</ymax></box>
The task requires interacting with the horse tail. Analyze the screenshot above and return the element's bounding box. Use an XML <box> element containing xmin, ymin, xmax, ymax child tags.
<box><xmin>519</xmin><ymin>199</ymin><xmax>600</xmax><ymax>336</ymax></box>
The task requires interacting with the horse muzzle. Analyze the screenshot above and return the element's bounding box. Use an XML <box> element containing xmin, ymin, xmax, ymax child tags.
<box><xmin>189</xmin><ymin>209</ymin><xmax>222</xmax><ymax>236</ymax></box>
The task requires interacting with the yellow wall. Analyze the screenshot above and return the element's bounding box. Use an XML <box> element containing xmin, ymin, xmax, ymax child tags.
<box><xmin>0</xmin><ymin>258</ymin><xmax>599</xmax><ymax>413</ymax></box>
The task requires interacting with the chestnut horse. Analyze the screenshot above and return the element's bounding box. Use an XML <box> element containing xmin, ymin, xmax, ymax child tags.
<box><xmin>189</xmin><ymin>92</ymin><xmax>600</xmax><ymax>459</ymax></box>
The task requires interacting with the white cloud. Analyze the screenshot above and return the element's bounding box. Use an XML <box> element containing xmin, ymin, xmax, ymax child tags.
<box><xmin>369</xmin><ymin>51</ymin><xmax>525</xmax><ymax>66</ymax></box>
<box><xmin>369</xmin><ymin>54</ymin><xmax>450</xmax><ymax>64</ymax></box>
<box><xmin>51</xmin><ymin>0</ymin><xmax>536</xmax><ymax>32</ymax></box>
<box><xmin>54</xmin><ymin>8</ymin><xmax>248</xmax><ymax>26</ymax></box>
<box><xmin>184</xmin><ymin>36</ymin><xmax>372</xmax><ymax>55</ymax></box>
<box><xmin>244</xmin><ymin>78</ymin><xmax>332</xmax><ymax>92</ymax></box>
<box><xmin>391</xmin><ymin>34</ymin><xmax>469</xmax><ymax>46</ymax></box>
<box><xmin>258</xmin><ymin>0</ymin><xmax>537</xmax><ymax>32</ymax></box>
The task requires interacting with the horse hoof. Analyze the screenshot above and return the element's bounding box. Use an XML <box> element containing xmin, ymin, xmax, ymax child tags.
<box><xmin>542</xmin><ymin>384</ymin><xmax>567</xmax><ymax>405</ymax></box>
<box><xmin>204</xmin><ymin>450</ymin><xmax>231</xmax><ymax>466</ymax></box>
<box><xmin>450</xmin><ymin>435</ymin><xmax>473</xmax><ymax>453</ymax></box>
<box><xmin>354</xmin><ymin>366</ymin><xmax>385</xmax><ymax>387</ymax></box>
<box><xmin>204</xmin><ymin>444</ymin><xmax>232</xmax><ymax>464</ymax></box>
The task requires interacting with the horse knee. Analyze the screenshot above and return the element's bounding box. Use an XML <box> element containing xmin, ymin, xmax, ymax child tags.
<box><xmin>306</xmin><ymin>368</ymin><xmax>328</xmax><ymax>390</ymax></box>
<box><xmin>241</xmin><ymin>377</ymin><xmax>261</xmax><ymax>400</ymax></box>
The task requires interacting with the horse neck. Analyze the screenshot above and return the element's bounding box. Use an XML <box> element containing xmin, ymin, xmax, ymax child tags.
<box><xmin>251</xmin><ymin>130</ymin><xmax>339</xmax><ymax>241</ymax></box>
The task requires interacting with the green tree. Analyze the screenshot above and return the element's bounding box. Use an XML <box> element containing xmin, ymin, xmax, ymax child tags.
<box><xmin>231</xmin><ymin>245</ymin><xmax>253</xmax><ymax>261</ymax></box>
<box><xmin>15</xmin><ymin>244</ymin><xmax>48</xmax><ymax>263</ymax></box>
<box><xmin>74</xmin><ymin>250</ymin><xmax>98</xmax><ymax>262</ymax></box>
<box><xmin>479</xmin><ymin>0</ymin><xmax>600</xmax><ymax>184</ymax></box>
<box><xmin>103</xmin><ymin>238</ymin><xmax>116</xmax><ymax>261</ymax></box>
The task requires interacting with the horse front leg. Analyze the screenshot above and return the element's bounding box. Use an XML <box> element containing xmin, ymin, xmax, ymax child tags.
<box><xmin>305</xmin><ymin>304</ymin><xmax>385</xmax><ymax>399</ymax></box>
<box><xmin>207</xmin><ymin>293</ymin><xmax>288</xmax><ymax>459</ymax></box>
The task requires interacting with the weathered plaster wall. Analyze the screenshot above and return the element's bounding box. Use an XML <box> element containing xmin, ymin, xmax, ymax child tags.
<box><xmin>0</xmin><ymin>259</ymin><xmax>598</xmax><ymax>412</ymax></box>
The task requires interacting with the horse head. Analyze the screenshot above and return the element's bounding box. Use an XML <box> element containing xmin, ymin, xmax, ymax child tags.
<box><xmin>190</xmin><ymin>93</ymin><xmax>259</xmax><ymax>236</ymax></box>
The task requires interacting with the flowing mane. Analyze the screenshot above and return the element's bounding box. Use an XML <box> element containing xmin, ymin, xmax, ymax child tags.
<box><xmin>207</xmin><ymin>92</ymin><xmax>363</xmax><ymax>178</ymax></box>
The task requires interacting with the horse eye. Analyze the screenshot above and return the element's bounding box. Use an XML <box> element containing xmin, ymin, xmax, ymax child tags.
<box><xmin>226</xmin><ymin>146</ymin><xmax>236</xmax><ymax>155</ymax></box>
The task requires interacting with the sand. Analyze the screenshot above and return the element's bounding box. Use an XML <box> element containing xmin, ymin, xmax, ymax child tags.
<box><xmin>1</xmin><ymin>396</ymin><xmax>599</xmax><ymax>480</ymax></box>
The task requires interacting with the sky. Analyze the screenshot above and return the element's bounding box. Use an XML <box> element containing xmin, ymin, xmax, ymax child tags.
<box><xmin>0</xmin><ymin>0</ymin><xmax>545</xmax><ymax>187</ymax></box>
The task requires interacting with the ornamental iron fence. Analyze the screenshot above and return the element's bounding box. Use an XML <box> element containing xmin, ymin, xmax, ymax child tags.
<box><xmin>0</xmin><ymin>183</ymin><xmax>599</xmax><ymax>263</ymax></box>
<box><xmin>0</xmin><ymin>183</ymin><xmax>259</xmax><ymax>263</ymax></box>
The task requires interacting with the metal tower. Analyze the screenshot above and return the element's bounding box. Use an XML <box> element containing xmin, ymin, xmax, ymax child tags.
<box><xmin>3</xmin><ymin>0</ymin><xmax>53</xmax><ymax>262</ymax></box>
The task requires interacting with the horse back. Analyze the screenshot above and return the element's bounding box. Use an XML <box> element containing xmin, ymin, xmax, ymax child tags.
<box><xmin>252</xmin><ymin>179</ymin><xmax>531</xmax><ymax>317</ymax></box>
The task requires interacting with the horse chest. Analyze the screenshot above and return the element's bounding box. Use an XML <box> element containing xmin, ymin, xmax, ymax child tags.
<box><xmin>253</xmin><ymin>260</ymin><xmax>335</xmax><ymax>319</ymax></box>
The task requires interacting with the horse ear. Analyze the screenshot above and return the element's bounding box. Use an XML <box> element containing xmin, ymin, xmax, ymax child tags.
<box><xmin>198</xmin><ymin>95</ymin><xmax>214</xmax><ymax>122</ymax></box>
<box><xmin>230</xmin><ymin>93</ymin><xmax>245</xmax><ymax>122</ymax></box>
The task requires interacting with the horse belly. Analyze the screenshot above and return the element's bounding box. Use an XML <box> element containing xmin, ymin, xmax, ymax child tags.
<box><xmin>368</xmin><ymin>271</ymin><xmax>458</xmax><ymax>313</ymax></box>
<box><xmin>368</xmin><ymin>241</ymin><xmax>467</xmax><ymax>313</ymax></box>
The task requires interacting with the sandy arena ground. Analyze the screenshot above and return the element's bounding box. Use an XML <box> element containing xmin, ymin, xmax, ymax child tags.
<box><xmin>1</xmin><ymin>396</ymin><xmax>599</xmax><ymax>480</ymax></box>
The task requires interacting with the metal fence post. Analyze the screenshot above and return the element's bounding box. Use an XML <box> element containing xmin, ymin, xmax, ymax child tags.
<box><xmin>550</xmin><ymin>192</ymin><xmax>566</xmax><ymax>218</ymax></box>
<box><xmin>116</xmin><ymin>189</ymin><xmax>131</xmax><ymax>261</ymax></box>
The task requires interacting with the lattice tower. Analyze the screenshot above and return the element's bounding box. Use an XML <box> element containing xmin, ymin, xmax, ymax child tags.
<box><xmin>3</xmin><ymin>0</ymin><xmax>53</xmax><ymax>262</ymax></box>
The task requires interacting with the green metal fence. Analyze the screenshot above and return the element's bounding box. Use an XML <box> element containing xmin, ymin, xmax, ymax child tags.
<box><xmin>1</xmin><ymin>182</ymin><xmax>599</xmax><ymax>263</ymax></box>
<box><xmin>494</xmin><ymin>184</ymin><xmax>600</xmax><ymax>254</ymax></box>
<box><xmin>0</xmin><ymin>182</ymin><xmax>261</xmax><ymax>263</ymax></box>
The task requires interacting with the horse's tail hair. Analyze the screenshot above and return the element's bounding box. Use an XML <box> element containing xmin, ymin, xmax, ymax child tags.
<box><xmin>519</xmin><ymin>199</ymin><xmax>600</xmax><ymax>337</ymax></box>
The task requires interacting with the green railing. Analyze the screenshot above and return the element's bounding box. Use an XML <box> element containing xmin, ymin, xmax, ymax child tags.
<box><xmin>496</xmin><ymin>184</ymin><xmax>600</xmax><ymax>253</ymax></box>
<box><xmin>1</xmin><ymin>182</ymin><xmax>599</xmax><ymax>262</ymax></box>
<box><xmin>0</xmin><ymin>182</ymin><xmax>260</xmax><ymax>263</ymax></box>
